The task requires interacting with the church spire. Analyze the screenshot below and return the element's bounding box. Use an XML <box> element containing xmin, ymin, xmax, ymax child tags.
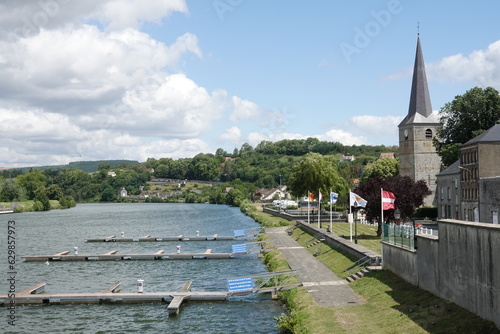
<box><xmin>399</xmin><ymin>35</ymin><xmax>435</xmax><ymax>126</ymax></box>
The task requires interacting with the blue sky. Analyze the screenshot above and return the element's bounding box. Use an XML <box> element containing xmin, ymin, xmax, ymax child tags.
<box><xmin>1</xmin><ymin>0</ymin><xmax>500</xmax><ymax>167</ymax></box>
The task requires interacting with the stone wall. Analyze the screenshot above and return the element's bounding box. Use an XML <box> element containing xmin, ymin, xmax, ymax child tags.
<box><xmin>296</xmin><ymin>220</ymin><xmax>381</xmax><ymax>265</ymax></box>
<box><xmin>479</xmin><ymin>177</ymin><xmax>500</xmax><ymax>224</ymax></box>
<box><xmin>382</xmin><ymin>219</ymin><xmax>500</xmax><ymax>328</ymax></box>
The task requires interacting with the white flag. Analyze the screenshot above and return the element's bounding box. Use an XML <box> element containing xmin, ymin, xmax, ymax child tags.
<box><xmin>349</xmin><ymin>192</ymin><xmax>367</xmax><ymax>208</ymax></box>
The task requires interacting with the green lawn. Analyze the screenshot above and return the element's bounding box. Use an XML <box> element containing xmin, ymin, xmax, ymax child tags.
<box><xmin>318</xmin><ymin>221</ymin><xmax>382</xmax><ymax>254</ymax></box>
<box><xmin>1</xmin><ymin>200</ymin><xmax>63</xmax><ymax>212</ymax></box>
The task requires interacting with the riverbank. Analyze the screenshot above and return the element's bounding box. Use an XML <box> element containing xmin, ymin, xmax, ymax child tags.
<box><xmin>248</xmin><ymin>206</ymin><xmax>499</xmax><ymax>334</ymax></box>
<box><xmin>0</xmin><ymin>199</ymin><xmax>75</xmax><ymax>213</ymax></box>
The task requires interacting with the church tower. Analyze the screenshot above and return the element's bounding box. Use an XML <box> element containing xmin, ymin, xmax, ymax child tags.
<box><xmin>398</xmin><ymin>35</ymin><xmax>441</xmax><ymax>206</ymax></box>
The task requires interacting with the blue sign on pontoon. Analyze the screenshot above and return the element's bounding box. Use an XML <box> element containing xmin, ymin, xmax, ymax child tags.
<box><xmin>233</xmin><ymin>229</ymin><xmax>246</xmax><ymax>237</ymax></box>
<box><xmin>227</xmin><ymin>277</ymin><xmax>253</xmax><ymax>292</ymax></box>
<box><xmin>231</xmin><ymin>244</ymin><xmax>248</xmax><ymax>253</ymax></box>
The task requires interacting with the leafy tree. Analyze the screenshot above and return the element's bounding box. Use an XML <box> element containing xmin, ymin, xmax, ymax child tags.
<box><xmin>100</xmin><ymin>187</ymin><xmax>117</xmax><ymax>202</ymax></box>
<box><xmin>288</xmin><ymin>153</ymin><xmax>349</xmax><ymax>198</ymax></box>
<box><xmin>34</xmin><ymin>187</ymin><xmax>51</xmax><ymax>211</ymax></box>
<box><xmin>435</xmin><ymin>86</ymin><xmax>500</xmax><ymax>166</ymax></box>
<box><xmin>59</xmin><ymin>195</ymin><xmax>76</xmax><ymax>209</ymax></box>
<box><xmin>361</xmin><ymin>157</ymin><xmax>399</xmax><ymax>182</ymax></box>
<box><xmin>97</xmin><ymin>162</ymin><xmax>111</xmax><ymax>170</ymax></box>
<box><xmin>187</xmin><ymin>153</ymin><xmax>220</xmax><ymax>181</ymax></box>
<box><xmin>16</xmin><ymin>171</ymin><xmax>47</xmax><ymax>199</ymax></box>
<box><xmin>215</xmin><ymin>148</ymin><xmax>228</xmax><ymax>156</ymax></box>
<box><xmin>155</xmin><ymin>164</ymin><xmax>170</xmax><ymax>178</ymax></box>
<box><xmin>0</xmin><ymin>178</ymin><xmax>25</xmax><ymax>201</ymax></box>
<box><xmin>354</xmin><ymin>175</ymin><xmax>431</xmax><ymax>236</ymax></box>
<box><xmin>46</xmin><ymin>184</ymin><xmax>63</xmax><ymax>200</ymax></box>
<box><xmin>226</xmin><ymin>188</ymin><xmax>245</xmax><ymax>207</ymax></box>
<box><xmin>239</xmin><ymin>143</ymin><xmax>254</xmax><ymax>157</ymax></box>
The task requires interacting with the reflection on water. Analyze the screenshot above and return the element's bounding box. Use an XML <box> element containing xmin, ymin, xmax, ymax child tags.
<box><xmin>1</xmin><ymin>203</ymin><xmax>283</xmax><ymax>333</ymax></box>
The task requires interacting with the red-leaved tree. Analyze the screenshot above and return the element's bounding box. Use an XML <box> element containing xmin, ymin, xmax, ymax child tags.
<box><xmin>354</xmin><ymin>175</ymin><xmax>431</xmax><ymax>236</ymax></box>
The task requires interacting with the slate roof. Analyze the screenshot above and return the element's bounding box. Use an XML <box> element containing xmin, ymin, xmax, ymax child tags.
<box><xmin>399</xmin><ymin>36</ymin><xmax>440</xmax><ymax>126</ymax></box>
<box><xmin>464</xmin><ymin>124</ymin><xmax>500</xmax><ymax>144</ymax></box>
<box><xmin>437</xmin><ymin>159</ymin><xmax>460</xmax><ymax>176</ymax></box>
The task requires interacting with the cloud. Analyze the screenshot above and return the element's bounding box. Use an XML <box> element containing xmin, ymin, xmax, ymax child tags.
<box><xmin>86</xmin><ymin>0</ymin><xmax>188</xmax><ymax>31</ymax></box>
<box><xmin>0</xmin><ymin>17</ymin><xmax>232</xmax><ymax>167</ymax></box>
<box><xmin>120</xmin><ymin>73</ymin><xmax>228</xmax><ymax>137</ymax></box>
<box><xmin>0</xmin><ymin>0</ymin><xmax>188</xmax><ymax>39</ymax></box>
<box><xmin>229</xmin><ymin>96</ymin><xmax>262</xmax><ymax>121</ymax></box>
<box><xmin>317</xmin><ymin>129</ymin><xmax>366</xmax><ymax>145</ymax></box>
<box><xmin>219</xmin><ymin>126</ymin><xmax>242</xmax><ymax>142</ymax></box>
<box><xmin>0</xmin><ymin>26</ymin><xmax>201</xmax><ymax>111</ymax></box>
<box><xmin>384</xmin><ymin>40</ymin><xmax>500</xmax><ymax>88</ymax></box>
<box><xmin>427</xmin><ymin>40</ymin><xmax>500</xmax><ymax>87</ymax></box>
<box><xmin>347</xmin><ymin>115</ymin><xmax>403</xmax><ymax>136</ymax></box>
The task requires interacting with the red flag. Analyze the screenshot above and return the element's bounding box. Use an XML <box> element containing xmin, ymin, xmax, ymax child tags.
<box><xmin>382</xmin><ymin>190</ymin><xmax>396</xmax><ymax>210</ymax></box>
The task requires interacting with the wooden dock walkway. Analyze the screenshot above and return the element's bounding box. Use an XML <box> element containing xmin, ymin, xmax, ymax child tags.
<box><xmin>21</xmin><ymin>249</ymin><xmax>243</xmax><ymax>262</ymax></box>
<box><xmin>0</xmin><ymin>279</ymin><xmax>301</xmax><ymax>316</ymax></box>
<box><xmin>86</xmin><ymin>234</ymin><xmax>245</xmax><ymax>242</ymax></box>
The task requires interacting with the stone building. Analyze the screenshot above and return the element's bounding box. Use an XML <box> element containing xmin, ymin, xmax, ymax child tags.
<box><xmin>436</xmin><ymin>124</ymin><xmax>500</xmax><ymax>223</ymax></box>
<box><xmin>436</xmin><ymin>160</ymin><xmax>460</xmax><ymax>219</ymax></box>
<box><xmin>398</xmin><ymin>36</ymin><xmax>441</xmax><ymax>207</ymax></box>
<box><xmin>460</xmin><ymin>124</ymin><xmax>500</xmax><ymax>222</ymax></box>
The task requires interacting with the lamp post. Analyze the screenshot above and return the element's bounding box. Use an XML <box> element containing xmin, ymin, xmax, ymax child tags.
<box><xmin>394</xmin><ymin>208</ymin><xmax>400</xmax><ymax>222</ymax></box>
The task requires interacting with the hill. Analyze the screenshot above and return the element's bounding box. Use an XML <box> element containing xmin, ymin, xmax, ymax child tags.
<box><xmin>4</xmin><ymin>160</ymin><xmax>140</xmax><ymax>173</ymax></box>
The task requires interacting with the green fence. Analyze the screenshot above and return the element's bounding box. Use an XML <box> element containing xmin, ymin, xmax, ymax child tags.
<box><xmin>382</xmin><ymin>223</ymin><xmax>415</xmax><ymax>250</ymax></box>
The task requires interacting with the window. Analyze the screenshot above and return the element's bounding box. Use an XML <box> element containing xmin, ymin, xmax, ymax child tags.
<box><xmin>425</xmin><ymin>129</ymin><xmax>432</xmax><ymax>139</ymax></box>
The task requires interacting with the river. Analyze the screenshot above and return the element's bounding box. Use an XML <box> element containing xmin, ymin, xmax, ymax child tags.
<box><xmin>1</xmin><ymin>203</ymin><xmax>284</xmax><ymax>333</ymax></box>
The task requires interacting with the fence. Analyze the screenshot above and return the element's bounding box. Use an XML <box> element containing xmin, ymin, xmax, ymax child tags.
<box><xmin>382</xmin><ymin>223</ymin><xmax>415</xmax><ymax>250</ymax></box>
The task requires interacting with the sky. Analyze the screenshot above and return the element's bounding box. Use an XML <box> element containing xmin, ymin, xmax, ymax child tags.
<box><xmin>1</xmin><ymin>0</ymin><xmax>500</xmax><ymax>167</ymax></box>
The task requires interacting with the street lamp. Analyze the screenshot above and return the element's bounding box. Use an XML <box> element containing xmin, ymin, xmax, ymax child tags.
<box><xmin>394</xmin><ymin>208</ymin><xmax>401</xmax><ymax>221</ymax></box>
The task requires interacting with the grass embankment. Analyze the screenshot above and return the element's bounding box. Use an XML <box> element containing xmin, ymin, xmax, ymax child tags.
<box><xmin>0</xmin><ymin>200</ymin><xmax>64</xmax><ymax>213</ymax></box>
<box><xmin>248</xmin><ymin>207</ymin><xmax>499</xmax><ymax>334</ymax></box>
<box><xmin>321</xmin><ymin>221</ymin><xmax>382</xmax><ymax>254</ymax></box>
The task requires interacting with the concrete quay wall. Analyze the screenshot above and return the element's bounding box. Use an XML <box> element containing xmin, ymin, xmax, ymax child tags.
<box><xmin>296</xmin><ymin>220</ymin><xmax>381</xmax><ymax>265</ymax></box>
<box><xmin>382</xmin><ymin>219</ymin><xmax>500</xmax><ymax>328</ymax></box>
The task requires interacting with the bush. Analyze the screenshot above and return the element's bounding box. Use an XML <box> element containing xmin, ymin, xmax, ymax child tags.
<box><xmin>59</xmin><ymin>196</ymin><xmax>76</xmax><ymax>209</ymax></box>
<box><xmin>32</xmin><ymin>200</ymin><xmax>44</xmax><ymax>211</ymax></box>
<box><xmin>415</xmin><ymin>206</ymin><xmax>437</xmax><ymax>219</ymax></box>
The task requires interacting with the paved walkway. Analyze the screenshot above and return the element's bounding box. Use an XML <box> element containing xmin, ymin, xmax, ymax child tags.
<box><xmin>266</xmin><ymin>226</ymin><xmax>362</xmax><ymax>307</ymax></box>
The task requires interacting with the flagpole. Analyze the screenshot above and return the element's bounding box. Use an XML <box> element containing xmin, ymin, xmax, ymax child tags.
<box><xmin>329</xmin><ymin>189</ymin><xmax>332</xmax><ymax>233</ymax></box>
<box><xmin>307</xmin><ymin>191</ymin><xmax>310</xmax><ymax>224</ymax></box>
<box><xmin>381</xmin><ymin>188</ymin><xmax>384</xmax><ymax>227</ymax></box>
<box><xmin>318</xmin><ymin>190</ymin><xmax>321</xmax><ymax>229</ymax></box>
<box><xmin>349</xmin><ymin>192</ymin><xmax>353</xmax><ymax>242</ymax></box>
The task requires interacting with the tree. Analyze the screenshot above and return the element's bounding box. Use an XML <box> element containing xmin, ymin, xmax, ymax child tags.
<box><xmin>34</xmin><ymin>187</ymin><xmax>51</xmax><ymax>211</ymax></box>
<box><xmin>354</xmin><ymin>175</ymin><xmax>431</xmax><ymax>236</ymax></box>
<box><xmin>46</xmin><ymin>184</ymin><xmax>63</xmax><ymax>200</ymax></box>
<box><xmin>288</xmin><ymin>153</ymin><xmax>349</xmax><ymax>198</ymax></box>
<box><xmin>0</xmin><ymin>178</ymin><xmax>25</xmax><ymax>201</ymax></box>
<box><xmin>16</xmin><ymin>171</ymin><xmax>47</xmax><ymax>200</ymax></box>
<box><xmin>97</xmin><ymin>162</ymin><xmax>111</xmax><ymax>170</ymax></box>
<box><xmin>361</xmin><ymin>157</ymin><xmax>399</xmax><ymax>182</ymax></box>
<box><xmin>100</xmin><ymin>187</ymin><xmax>117</xmax><ymax>202</ymax></box>
<box><xmin>435</xmin><ymin>86</ymin><xmax>500</xmax><ymax>166</ymax></box>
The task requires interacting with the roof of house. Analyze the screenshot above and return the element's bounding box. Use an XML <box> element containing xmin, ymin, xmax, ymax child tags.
<box><xmin>437</xmin><ymin>159</ymin><xmax>460</xmax><ymax>176</ymax></box>
<box><xmin>464</xmin><ymin>124</ymin><xmax>500</xmax><ymax>145</ymax></box>
<box><xmin>379</xmin><ymin>152</ymin><xmax>395</xmax><ymax>159</ymax></box>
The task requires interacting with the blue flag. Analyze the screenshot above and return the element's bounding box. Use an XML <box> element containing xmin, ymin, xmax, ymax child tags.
<box><xmin>330</xmin><ymin>192</ymin><xmax>338</xmax><ymax>204</ymax></box>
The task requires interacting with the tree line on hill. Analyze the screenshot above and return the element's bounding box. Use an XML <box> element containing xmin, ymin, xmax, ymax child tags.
<box><xmin>0</xmin><ymin>139</ymin><xmax>396</xmax><ymax>212</ymax></box>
